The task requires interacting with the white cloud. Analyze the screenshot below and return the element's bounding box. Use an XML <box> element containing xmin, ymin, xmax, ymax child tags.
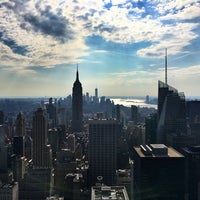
<box><xmin>160</xmin><ymin>4</ymin><xmax>200</xmax><ymax>21</ymax></box>
<box><xmin>94</xmin><ymin>50</ymin><xmax>108</xmax><ymax>53</ymax></box>
<box><xmin>137</xmin><ymin>22</ymin><xmax>198</xmax><ymax>58</ymax></box>
<box><xmin>151</xmin><ymin>0</ymin><xmax>199</xmax><ymax>14</ymax></box>
<box><xmin>111</xmin><ymin>0</ymin><xmax>128</xmax><ymax>5</ymax></box>
<box><xmin>0</xmin><ymin>0</ymin><xmax>199</xmax><ymax>71</ymax></box>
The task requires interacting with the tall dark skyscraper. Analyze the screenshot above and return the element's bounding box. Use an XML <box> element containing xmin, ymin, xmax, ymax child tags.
<box><xmin>72</xmin><ymin>67</ymin><xmax>83</xmax><ymax>132</ymax></box>
<box><xmin>132</xmin><ymin>144</ymin><xmax>185</xmax><ymax>200</ymax></box>
<box><xmin>182</xmin><ymin>146</ymin><xmax>200</xmax><ymax>200</ymax></box>
<box><xmin>89</xmin><ymin>119</ymin><xmax>119</xmax><ymax>186</ymax></box>
<box><xmin>131</xmin><ymin>105</ymin><xmax>138</xmax><ymax>125</ymax></box>
<box><xmin>157</xmin><ymin>80</ymin><xmax>187</xmax><ymax>144</ymax></box>
<box><xmin>0</xmin><ymin>111</ymin><xmax>4</xmax><ymax>125</ymax></box>
<box><xmin>32</xmin><ymin>108</ymin><xmax>52</xmax><ymax>169</ymax></box>
<box><xmin>19</xmin><ymin>108</ymin><xmax>53</xmax><ymax>199</ymax></box>
<box><xmin>13</xmin><ymin>112</ymin><xmax>26</xmax><ymax>157</ymax></box>
<box><xmin>15</xmin><ymin>112</ymin><xmax>26</xmax><ymax>137</ymax></box>
<box><xmin>46</xmin><ymin>97</ymin><xmax>57</xmax><ymax>128</ymax></box>
<box><xmin>186</xmin><ymin>101</ymin><xmax>200</xmax><ymax>143</ymax></box>
<box><xmin>95</xmin><ymin>88</ymin><xmax>98</xmax><ymax>99</ymax></box>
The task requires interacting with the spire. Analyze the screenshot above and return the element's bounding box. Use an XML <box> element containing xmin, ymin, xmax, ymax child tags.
<box><xmin>76</xmin><ymin>64</ymin><xmax>79</xmax><ymax>81</ymax></box>
<box><xmin>165</xmin><ymin>48</ymin><xmax>167</xmax><ymax>85</ymax></box>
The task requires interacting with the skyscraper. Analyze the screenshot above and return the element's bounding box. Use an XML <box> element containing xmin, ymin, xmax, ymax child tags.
<box><xmin>186</xmin><ymin>101</ymin><xmax>200</xmax><ymax>143</ymax></box>
<box><xmin>46</xmin><ymin>97</ymin><xmax>57</xmax><ymax>128</ymax></box>
<box><xmin>157</xmin><ymin>80</ymin><xmax>177</xmax><ymax>120</ymax></box>
<box><xmin>13</xmin><ymin>112</ymin><xmax>26</xmax><ymax>157</ymax></box>
<box><xmin>95</xmin><ymin>88</ymin><xmax>98</xmax><ymax>99</ymax></box>
<box><xmin>115</xmin><ymin>104</ymin><xmax>121</xmax><ymax>122</ymax></box>
<box><xmin>32</xmin><ymin>108</ymin><xmax>52</xmax><ymax>169</ymax></box>
<box><xmin>132</xmin><ymin>144</ymin><xmax>185</xmax><ymax>200</ymax></box>
<box><xmin>89</xmin><ymin>119</ymin><xmax>119</xmax><ymax>186</ymax></box>
<box><xmin>0</xmin><ymin>111</ymin><xmax>4</xmax><ymax>125</ymax></box>
<box><xmin>157</xmin><ymin>80</ymin><xmax>187</xmax><ymax>144</ymax></box>
<box><xmin>182</xmin><ymin>146</ymin><xmax>200</xmax><ymax>200</ymax></box>
<box><xmin>19</xmin><ymin>108</ymin><xmax>53</xmax><ymax>199</ymax></box>
<box><xmin>72</xmin><ymin>67</ymin><xmax>83</xmax><ymax>132</ymax></box>
<box><xmin>131</xmin><ymin>105</ymin><xmax>138</xmax><ymax>125</ymax></box>
<box><xmin>15</xmin><ymin>112</ymin><xmax>26</xmax><ymax>137</ymax></box>
<box><xmin>93</xmin><ymin>88</ymin><xmax>99</xmax><ymax>103</ymax></box>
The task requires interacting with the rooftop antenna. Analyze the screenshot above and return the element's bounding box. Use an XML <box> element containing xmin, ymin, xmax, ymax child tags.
<box><xmin>165</xmin><ymin>48</ymin><xmax>168</xmax><ymax>85</ymax></box>
<box><xmin>76</xmin><ymin>64</ymin><xmax>79</xmax><ymax>80</ymax></box>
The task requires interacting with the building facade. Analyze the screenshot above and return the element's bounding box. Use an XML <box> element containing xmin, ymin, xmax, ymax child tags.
<box><xmin>19</xmin><ymin>108</ymin><xmax>53</xmax><ymax>199</ymax></box>
<box><xmin>132</xmin><ymin>144</ymin><xmax>185</xmax><ymax>200</ymax></box>
<box><xmin>182</xmin><ymin>146</ymin><xmax>200</xmax><ymax>200</ymax></box>
<box><xmin>157</xmin><ymin>80</ymin><xmax>187</xmax><ymax>144</ymax></box>
<box><xmin>89</xmin><ymin>119</ymin><xmax>119</xmax><ymax>186</ymax></box>
<box><xmin>0</xmin><ymin>182</ymin><xmax>18</xmax><ymax>200</ymax></box>
<box><xmin>32</xmin><ymin>108</ymin><xmax>52</xmax><ymax>169</ymax></box>
<box><xmin>15</xmin><ymin>112</ymin><xmax>26</xmax><ymax>137</ymax></box>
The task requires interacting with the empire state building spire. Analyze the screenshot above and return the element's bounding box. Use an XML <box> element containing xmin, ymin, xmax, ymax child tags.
<box><xmin>72</xmin><ymin>66</ymin><xmax>83</xmax><ymax>132</ymax></box>
<box><xmin>76</xmin><ymin>64</ymin><xmax>79</xmax><ymax>81</ymax></box>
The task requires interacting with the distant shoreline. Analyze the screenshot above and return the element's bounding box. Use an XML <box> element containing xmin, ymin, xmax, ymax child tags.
<box><xmin>0</xmin><ymin>95</ymin><xmax>199</xmax><ymax>101</ymax></box>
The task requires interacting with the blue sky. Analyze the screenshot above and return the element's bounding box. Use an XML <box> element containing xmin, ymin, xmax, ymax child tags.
<box><xmin>0</xmin><ymin>0</ymin><xmax>200</xmax><ymax>97</ymax></box>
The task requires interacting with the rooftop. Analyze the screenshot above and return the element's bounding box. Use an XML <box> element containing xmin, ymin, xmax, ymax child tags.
<box><xmin>91</xmin><ymin>186</ymin><xmax>129</xmax><ymax>200</ymax></box>
<box><xmin>135</xmin><ymin>144</ymin><xmax>184</xmax><ymax>158</ymax></box>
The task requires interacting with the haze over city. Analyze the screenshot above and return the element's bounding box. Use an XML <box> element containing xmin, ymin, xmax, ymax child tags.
<box><xmin>0</xmin><ymin>0</ymin><xmax>200</xmax><ymax>97</ymax></box>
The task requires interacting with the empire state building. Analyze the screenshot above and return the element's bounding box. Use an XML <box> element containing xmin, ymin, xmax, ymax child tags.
<box><xmin>72</xmin><ymin>67</ymin><xmax>83</xmax><ymax>132</ymax></box>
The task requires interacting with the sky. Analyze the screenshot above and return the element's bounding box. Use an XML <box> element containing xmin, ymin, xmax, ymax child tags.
<box><xmin>0</xmin><ymin>0</ymin><xmax>200</xmax><ymax>98</ymax></box>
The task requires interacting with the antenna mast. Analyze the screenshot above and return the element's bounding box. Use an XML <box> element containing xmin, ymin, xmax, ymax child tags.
<box><xmin>165</xmin><ymin>48</ymin><xmax>167</xmax><ymax>85</ymax></box>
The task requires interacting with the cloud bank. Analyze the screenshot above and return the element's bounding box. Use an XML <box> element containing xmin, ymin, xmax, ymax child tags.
<box><xmin>0</xmin><ymin>0</ymin><xmax>199</xmax><ymax>71</ymax></box>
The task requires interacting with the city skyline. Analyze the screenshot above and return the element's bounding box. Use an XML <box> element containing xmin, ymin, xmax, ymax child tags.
<box><xmin>0</xmin><ymin>0</ymin><xmax>200</xmax><ymax>97</ymax></box>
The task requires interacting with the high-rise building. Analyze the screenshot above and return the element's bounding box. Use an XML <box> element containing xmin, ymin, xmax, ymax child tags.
<box><xmin>131</xmin><ymin>105</ymin><xmax>138</xmax><ymax>125</ymax></box>
<box><xmin>19</xmin><ymin>108</ymin><xmax>53</xmax><ymax>199</ymax></box>
<box><xmin>95</xmin><ymin>88</ymin><xmax>98</xmax><ymax>99</ymax></box>
<box><xmin>0</xmin><ymin>182</ymin><xmax>18</xmax><ymax>200</ymax></box>
<box><xmin>182</xmin><ymin>146</ymin><xmax>200</xmax><ymax>200</ymax></box>
<box><xmin>115</xmin><ymin>104</ymin><xmax>121</xmax><ymax>122</ymax></box>
<box><xmin>13</xmin><ymin>137</ymin><xmax>24</xmax><ymax>157</ymax></box>
<box><xmin>0</xmin><ymin>125</ymin><xmax>13</xmax><ymax>184</ymax></box>
<box><xmin>19</xmin><ymin>168</ymin><xmax>53</xmax><ymax>200</ymax></box>
<box><xmin>0</xmin><ymin>110</ymin><xmax>4</xmax><ymax>125</ymax></box>
<box><xmin>32</xmin><ymin>108</ymin><xmax>52</xmax><ymax>169</ymax></box>
<box><xmin>186</xmin><ymin>101</ymin><xmax>200</xmax><ymax>143</ymax></box>
<box><xmin>15</xmin><ymin>112</ymin><xmax>25</xmax><ymax>137</ymax></box>
<box><xmin>88</xmin><ymin>119</ymin><xmax>119</xmax><ymax>186</ymax></box>
<box><xmin>145</xmin><ymin>113</ymin><xmax>157</xmax><ymax>144</ymax></box>
<box><xmin>157</xmin><ymin>80</ymin><xmax>177</xmax><ymax>119</ymax></box>
<box><xmin>46</xmin><ymin>97</ymin><xmax>57</xmax><ymax>128</ymax></box>
<box><xmin>72</xmin><ymin>67</ymin><xmax>83</xmax><ymax>132</ymax></box>
<box><xmin>13</xmin><ymin>112</ymin><xmax>26</xmax><ymax>157</ymax></box>
<box><xmin>54</xmin><ymin>149</ymin><xmax>77</xmax><ymax>198</ymax></box>
<box><xmin>93</xmin><ymin>88</ymin><xmax>99</xmax><ymax>103</ymax></box>
<box><xmin>157</xmin><ymin>80</ymin><xmax>187</xmax><ymax>144</ymax></box>
<box><xmin>67</xmin><ymin>134</ymin><xmax>76</xmax><ymax>152</ymax></box>
<box><xmin>132</xmin><ymin>144</ymin><xmax>185</xmax><ymax>200</ymax></box>
<box><xmin>0</xmin><ymin>142</ymin><xmax>8</xmax><ymax>172</ymax></box>
<box><xmin>186</xmin><ymin>101</ymin><xmax>200</xmax><ymax>124</ymax></box>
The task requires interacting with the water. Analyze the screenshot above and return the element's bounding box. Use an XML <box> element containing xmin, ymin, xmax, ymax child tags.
<box><xmin>110</xmin><ymin>97</ymin><xmax>157</xmax><ymax>109</ymax></box>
